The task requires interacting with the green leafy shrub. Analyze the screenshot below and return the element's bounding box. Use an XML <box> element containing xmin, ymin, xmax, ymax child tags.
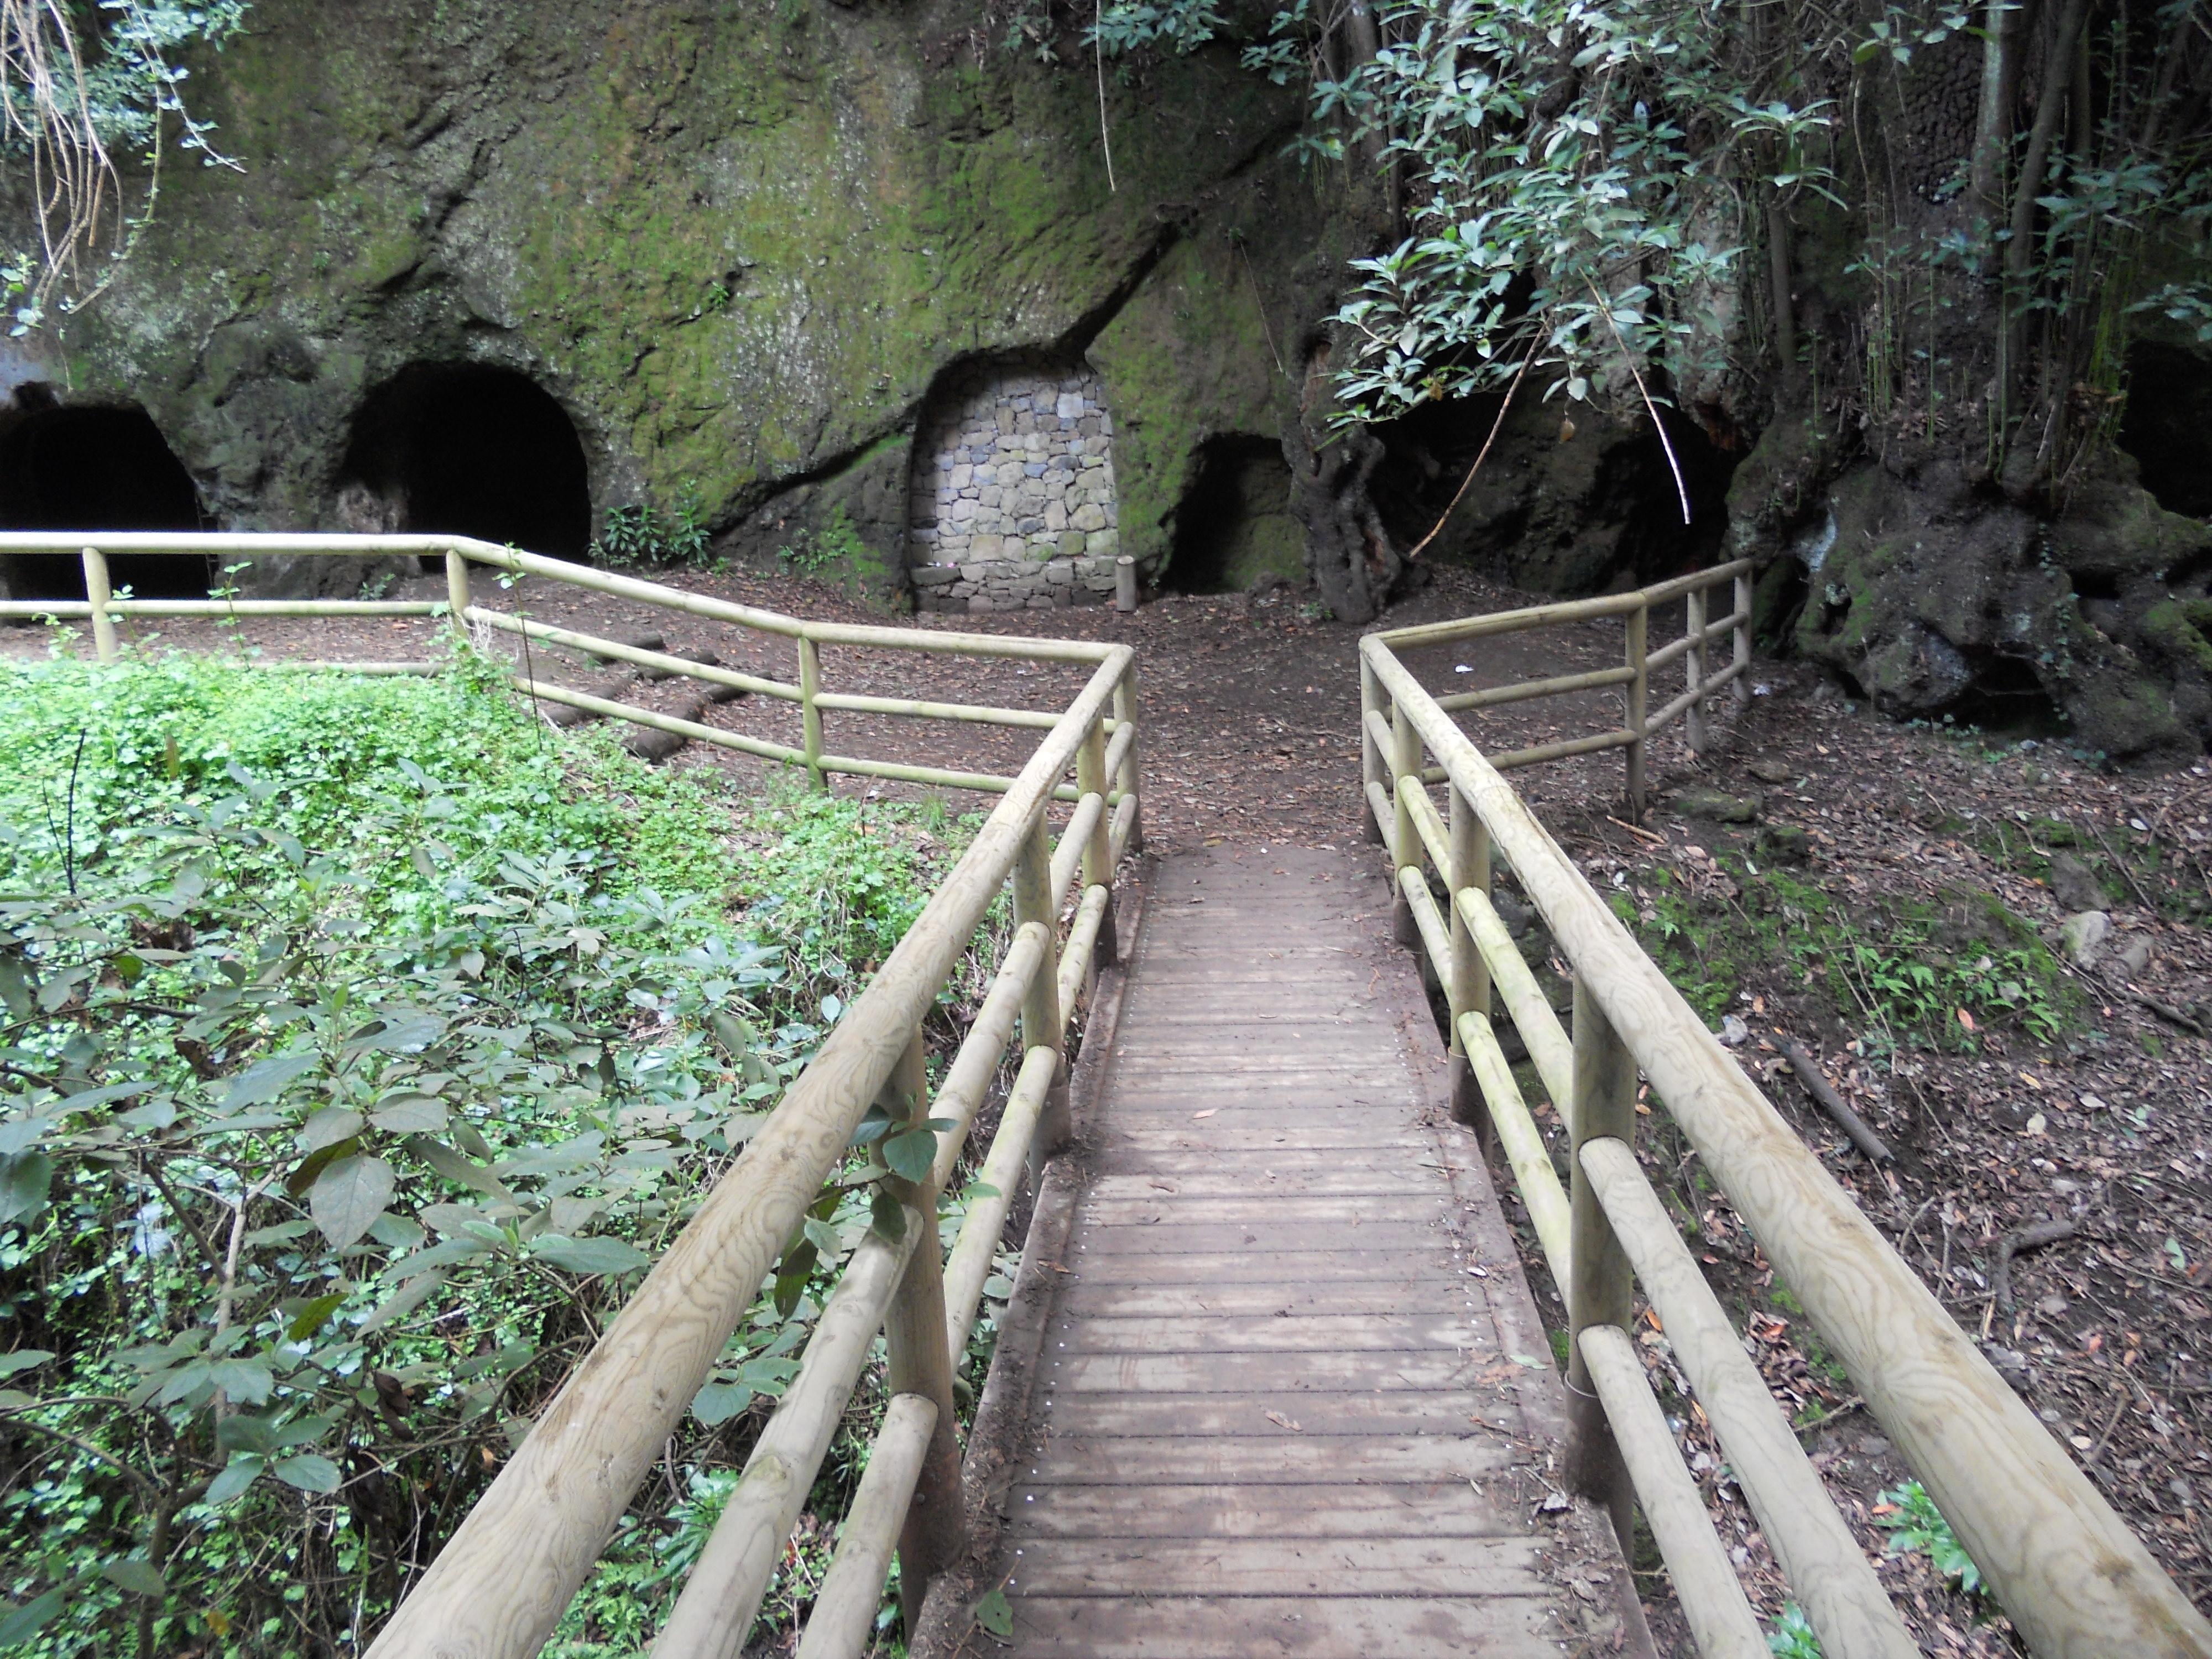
<box><xmin>1767</xmin><ymin>1601</ymin><xmax>1822</xmax><ymax>1657</ymax></box>
<box><xmin>592</xmin><ymin>494</ymin><xmax>713</xmax><ymax>570</ymax></box>
<box><xmin>0</xmin><ymin>651</ymin><xmax>997</xmax><ymax>1655</ymax></box>
<box><xmin>1875</xmin><ymin>1479</ymin><xmax>1982</xmax><ymax>1595</ymax></box>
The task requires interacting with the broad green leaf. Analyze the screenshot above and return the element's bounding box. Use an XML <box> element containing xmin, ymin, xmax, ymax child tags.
<box><xmin>975</xmin><ymin>1587</ymin><xmax>1015</xmax><ymax>1639</ymax></box>
<box><xmin>272</xmin><ymin>1454</ymin><xmax>342</xmax><ymax>1494</ymax></box>
<box><xmin>0</xmin><ymin>1585</ymin><xmax>69</xmax><ymax>1646</ymax></box>
<box><xmin>310</xmin><ymin>1154</ymin><xmax>397</xmax><ymax>1249</ymax></box>
<box><xmin>99</xmin><ymin>1558</ymin><xmax>167</xmax><ymax>1598</ymax></box>
<box><xmin>533</xmin><ymin>1235</ymin><xmax>650</xmax><ymax>1276</ymax></box>
<box><xmin>0</xmin><ymin>1349</ymin><xmax>54</xmax><ymax>1379</ymax></box>
<box><xmin>222</xmin><ymin>1052</ymin><xmax>320</xmax><ymax>1111</ymax></box>
<box><xmin>286</xmin><ymin>1292</ymin><xmax>348</xmax><ymax>1341</ymax></box>
<box><xmin>207</xmin><ymin>1453</ymin><xmax>266</xmax><ymax>1504</ymax></box>
<box><xmin>690</xmin><ymin>1381</ymin><xmax>754</xmax><ymax>1426</ymax></box>
<box><xmin>883</xmin><ymin>1125</ymin><xmax>937</xmax><ymax>1183</ymax></box>
<box><xmin>0</xmin><ymin>1151</ymin><xmax>54</xmax><ymax>1226</ymax></box>
<box><xmin>207</xmin><ymin>1358</ymin><xmax>275</xmax><ymax>1405</ymax></box>
<box><xmin>369</xmin><ymin>1095</ymin><xmax>448</xmax><ymax>1133</ymax></box>
<box><xmin>299</xmin><ymin>1108</ymin><xmax>366</xmax><ymax>1152</ymax></box>
<box><xmin>869</xmin><ymin>1188</ymin><xmax>906</xmax><ymax>1242</ymax></box>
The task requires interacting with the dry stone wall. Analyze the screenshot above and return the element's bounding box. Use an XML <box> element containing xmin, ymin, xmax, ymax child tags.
<box><xmin>907</xmin><ymin>363</ymin><xmax>1121</xmax><ymax>612</ymax></box>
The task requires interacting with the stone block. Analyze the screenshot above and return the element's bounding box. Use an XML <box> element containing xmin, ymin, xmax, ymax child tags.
<box><xmin>1072</xmin><ymin>502</ymin><xmax>1107</xmax><ymax>533</ymax></box>
<box><xmin>910</xmin><ymin>563</ymin><xmax>960</xmax><ymax>587</ymax></box>
<box><xmin>1058</xmin><ymin>530</ymin><xmax>1087</xmax><ymax>558</ymax></box>
<box><xmin>1086</xmin><ymin>529</ymin><xmax>1119</xmax><ymax>556</ymax></box>
<box><xmin>950</xmin><ymin>464</ymin><xmax>972</xmax><ymax>489</ymax></box>
<box><xmin>1045</xmin><ymin>502</ymin><xmax>1067</xmax><ymax>532</ymax></box>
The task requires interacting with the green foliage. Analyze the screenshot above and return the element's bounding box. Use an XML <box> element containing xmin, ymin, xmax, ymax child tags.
<box><xmin>1875</xmin><ymin>1479</ymin><xmax>1982</xmax><ymax>1595</ymax></box>
<box><xmin>1614</xmin><ymin>863</ymin><xmax>2074</xmax><ymax>1050</ymax></box>
<box><xmin>776</xmin><ymin>504</ymin><xmax>868</xmax><ymax>578</ymax></box>
<box><xmin>0</xmin><ymin>651</ymin><xmax>994</xmax><ymax>1655</ymax></box>
<box><xmin>1767</xmin><ymin>1601</ymin><xmax>1823</xmax><ymax>1658</ymax></box>
<box><xmin>591</xmin><ymin>493</ymin><xmax>713</xmax><ymax>570</ymax></box>
<box><xmin>0</xmin><ymin>1</ymin><xmax>250</xmax><ymax>332</ymax></box>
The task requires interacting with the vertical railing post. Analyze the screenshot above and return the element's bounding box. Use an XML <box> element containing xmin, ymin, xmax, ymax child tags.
<box><xmin>1389</xmin><ymin>701</ymin><xmax>1422</xmax><ymax>949</ymax></box>
<box><xmin>1624</xmin><ymin>604</ymin><xmax>1648</xmax><ymax>819</ymax></box>
<box><xmin>1446</xmin><ymin>782</ymin><xmax>1492</xmax><ymax>1136</ymax></box>
<box><xmin>81</xmin><ymin>546</ymin><xmax>118</xmax><ymax>664</ymax></box>
<box><xmin>1113</xmin><ymin>664</ymin><xmax>1142</xmax><ymax>855</ymax></box>
<box><xmin>444</xmin><ymin>547</ymin><xmax>473</xmax><ymax>644</ymax></box>
<box><xmin>1359</xmin><ymin>654</ymin><xmax>1386</xmax><ymax>845</ymax></box>
<box><xmin>879</xmin><ymin>1029</ymin><xmax>966</xmax><ymax>1635</ymax></box>
<box><xmin>1079</xmin><ymin>714</ymin><xmax>1117</xmax><ymax>968</ymax></box>
<box><xmin>1565</xmin><ymin>978</ymin><xmax>1638</xmax><ymax>1552</ymax></box>
<box><xmin>1683</xmin><ymin>587</ymin><xmax>1707</xmax><ymax>757</ymax></box>
<box><xmin>1013</xmin><ymin>813</ymin><xmax>1068</xmax><ymax>1185</ymax></box>
<box><xmin>1732</xmin><ymin>570</ymin><xmax>1752</xmax><ymax>709</ymax></box>
<box><xmin>798</xmin><ymin>633</ymin><xmax>826</xmax><ymax>790</ymax></box>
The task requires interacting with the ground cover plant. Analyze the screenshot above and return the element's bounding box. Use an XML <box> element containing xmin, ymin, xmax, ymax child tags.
<box><xmin>0</xmin><ymin>645</ymin><xmax>1003</xmax><ymax>1656</ymax></box>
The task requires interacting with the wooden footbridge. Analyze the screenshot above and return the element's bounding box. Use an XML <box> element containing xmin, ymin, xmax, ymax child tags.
<box><xmin>7</xmin><ymin>536</ymin><xmax>2209</xmax><ymax>1659</ymax></box>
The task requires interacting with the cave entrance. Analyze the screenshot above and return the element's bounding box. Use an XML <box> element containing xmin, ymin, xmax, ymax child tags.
<box><xmin>2120</xmin><ymin>342</ymin><xmax>2212</xmax><ymax>519</ymax></box>
<box><xmin>0</xmin><ymin>401</ymin><xmax>211</xmax><ymax>602</ymax></box>
<box><xmin>338</xmin><ymin>364</ymin><xmax>591</xmax><ymax>564</ymax></box>
<box><xmin>1161</xmin><ymin>435</ymin><xmax>1301</xmax><ymax>595</ymax></box>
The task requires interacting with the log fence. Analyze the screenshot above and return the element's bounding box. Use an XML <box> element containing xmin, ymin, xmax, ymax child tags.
<box><xmin>0</xmin><ymin>531</ymin><xmax>1142</xmax><ymax>1659</ymax></box>
<box><xmin>1360</xmin><ymin>615</ymin><xmax>2212</xmax><ymax>1659</ymax></box>
<box><xmin>1368</xmin><ymin>558</ymin><xmax>1754</xmax><ymax>815</ymax></box>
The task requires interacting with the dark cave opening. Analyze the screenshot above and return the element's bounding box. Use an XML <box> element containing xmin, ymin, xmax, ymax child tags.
<box><xmin>1161</xmin><ymin>435</ymin><xmax>1298</xmax><ymax>594</ymax></box>
<box><xmin>2120</xmin><ymin>342</ymin><xmax>2212</xmax><ymax>521</ymax></box>
<box><xmin>1369</xmin><ymin>390</ymin><xmax>1741</xmax><ymax>591</ymax></box>
<box><xmin>1943</xmin><ymin>654</ymin><xmax>2065</xmax><ymax>739</ymax></box>
<box><xmin>338</xmin><ymin>363</ymin><xmax>591</xmax><ymax>564</ymax></box>
<box><xmin>0</xmin><ymin>400</ymin><xmax>211</xmax><ymax>601</ymax></box>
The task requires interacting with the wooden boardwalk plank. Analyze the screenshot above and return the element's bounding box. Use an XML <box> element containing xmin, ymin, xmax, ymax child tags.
<box><xmin>990</xmin><ymin>847</ymin><xmax>1646</xmax><ymax>1659</ymax></box>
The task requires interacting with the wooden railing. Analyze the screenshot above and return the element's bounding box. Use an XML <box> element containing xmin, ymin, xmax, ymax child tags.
<box><xmin>0</xmin><ymin>533</ymin><xmax>1142</xmax><ymax>1659</ymax></box>
<box><xmin>0</xmin><ymin>533</ymin><xmax>1139</xmax><ymax>803</ymax></box>
<box><xmin>1359</xmin><ymin>620</ymin><xmax>2212</xmax><ymax>1659</ymax></box>
<box><xmin>1367</xmin><ymin>558</ymin><xmax>1752</xmax><ymax>815</ymax></box>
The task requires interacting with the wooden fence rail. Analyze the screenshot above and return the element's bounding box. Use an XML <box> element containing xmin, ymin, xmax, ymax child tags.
<box><xmin>0</xmin><ymin>532</ymin><xmax>1144</xmax><ymax>1659</ymax></box>
<box><xmin>1359</xmin><ymin>617</ymin><xmax>2212</xmax><ymax>1659</ymax></box>
<box><xmin>1365</xmin><ymin>558</ymin><xmax>1753</xmax><ymax>815</ymax></box>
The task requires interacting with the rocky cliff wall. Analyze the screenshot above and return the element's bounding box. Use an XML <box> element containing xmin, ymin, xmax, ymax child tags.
<box><xmin>0</xmin><ymin>0</ymin><xmax>1344</xmax><ymax>604</ymax></box>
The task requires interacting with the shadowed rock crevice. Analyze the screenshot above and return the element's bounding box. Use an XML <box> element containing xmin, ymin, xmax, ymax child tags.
<box><xmin>1160</xmin><ymin>434</ymin><xmax>1298</xmax><ymax>594</ymax></box>
<box><xmin>334</xmin><ymin>363</ymin><xmax>593</xmax><ymax>562</ymax></box>
<box><xmin>0</xmin><ymin>397</ymin><xmax>210</xmax><ymax>602</ymax></box>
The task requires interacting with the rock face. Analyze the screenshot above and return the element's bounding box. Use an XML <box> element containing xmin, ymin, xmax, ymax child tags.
<box><xmin>1726</xmin><ymin>419</ymin><xmax>2212</xmax><ymax>764</ymax></box>
<box><xmin>0</xmin><ymin>0</ymin><xmax>1339</xmax><ymax>606</ymax></box>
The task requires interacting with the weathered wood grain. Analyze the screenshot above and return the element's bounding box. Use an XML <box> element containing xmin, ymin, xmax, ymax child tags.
<box><xmin>994</xmin><ymin>848</ymin><xmax>1638</xmax><ymax>1659</ymax></box>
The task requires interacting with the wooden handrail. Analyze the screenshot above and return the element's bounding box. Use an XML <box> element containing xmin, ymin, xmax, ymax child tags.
<box><xmin>1359</xmin><ymin>562</ymin><xmax>1753</xmax><ymax>813</ymax></box>
<box><xmin>1360</xmin><ymin>628</ymin><xmax>2212</xmax><ymax>1659</ymax></box>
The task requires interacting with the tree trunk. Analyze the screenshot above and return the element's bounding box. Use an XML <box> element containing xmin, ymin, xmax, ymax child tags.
<box><xmin>1282</xmin><ymin>343</ymin><xmax>1400</xmax><ymax>624</ymax></box>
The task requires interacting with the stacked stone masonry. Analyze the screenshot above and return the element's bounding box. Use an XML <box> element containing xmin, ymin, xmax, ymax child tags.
<box><xmin>906</xmin><ymin>362</ymin><xmax>1121</xmax><ymax>612</ymax></box>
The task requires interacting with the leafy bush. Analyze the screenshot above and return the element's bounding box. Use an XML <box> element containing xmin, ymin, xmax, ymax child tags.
<box><xmin>0</xmin><ymin>651</ymin><xmax>998</xmax><ymax>1655</ymax></box>
<box><xmin>1767</xmin><ymin>1601</ymin><xmax>1822</xmax><ymax>1658</ymax></box>
<box><xmin>591</xmin><ymin>494</ymin><xmax>713</xmax><ymax>570</ymax></box>
<box><xmin>1874</xmin><ymin>1479</ymin><xmax>1982</xmax><ymax>1595</ymax></box>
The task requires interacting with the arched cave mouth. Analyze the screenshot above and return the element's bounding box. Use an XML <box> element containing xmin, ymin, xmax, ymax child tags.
<box><xmin>2120</xmin><ymin>342</ymin><xmax>2212</xmax><ymax>520</ymax></box>
<box><xmin>0</xmin><ymin>400</ymin><xmax>211</xmax><ymax>602</ymax></box>
<box><xmin>1161</xmin><ymin>435</ymin><xmax>1300</xmax><ymax>595</ymax></box>
<box><xmin>337</xmin><ymin>363</ymin><xmax>591</xmax><ymax>564</ymax></box>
